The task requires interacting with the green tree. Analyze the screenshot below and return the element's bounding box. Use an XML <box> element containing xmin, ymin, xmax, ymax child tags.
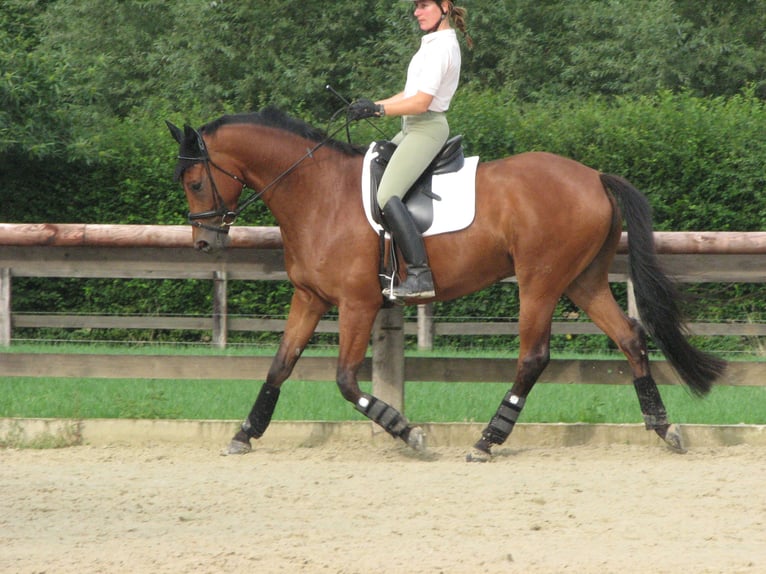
<box><xmin>674</xmin><ymin>0</ymin><xmax>766</xmax><ymax>97</ymax></box>
<box><xmin>0</xmin><ymin>0</ymin><xmax>67</xmax><ymax>158</ymax></box>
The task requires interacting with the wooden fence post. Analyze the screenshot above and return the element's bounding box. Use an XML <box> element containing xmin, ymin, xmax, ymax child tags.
<box><xmin>417</xmin><ymin>303</ymin><xmax>434</xmax><ymax>351</ymax></box>
<box><xmin>626</xmin><ymin>278</ymin><xmax>638</xmax><ymax>321</ymax></box>
<box><xmin>212</xmin><ymin>270</ymin><xmax>228</xmax><ymax>349</ymax></box>
<box><xmin>372</xmin><ymin>305</ymin><xmax>405</xmax><ymax>412</ymax></box>
<box><xmin>0</xmin><ymin>268</ymin><xmax>10</xmax><ymax>347</ymax></box>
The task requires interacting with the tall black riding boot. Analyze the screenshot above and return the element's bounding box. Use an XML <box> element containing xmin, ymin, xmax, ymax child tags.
<box><xmin>381</xmin><ymin>196</ymin><xmax>435</xmax><ymax>300</ymax></box>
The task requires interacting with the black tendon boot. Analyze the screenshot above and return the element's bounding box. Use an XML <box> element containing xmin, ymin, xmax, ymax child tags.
<box><xmin>381</xmin><ymin>196</ymin><xmax>435</xmax><ymax>300</ymax></box>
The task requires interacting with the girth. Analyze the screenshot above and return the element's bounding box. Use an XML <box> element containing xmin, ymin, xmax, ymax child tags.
<box><xmin>369</xmin><ymin>135</ymin><xmax>465</xmax><ymax>232</ymax></box>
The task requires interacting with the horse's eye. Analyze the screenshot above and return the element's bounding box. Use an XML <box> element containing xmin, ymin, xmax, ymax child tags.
<box><xmin>190</xmin><ymin>181</ymin><xmax>203</xmax><ymax>193</ymax></box>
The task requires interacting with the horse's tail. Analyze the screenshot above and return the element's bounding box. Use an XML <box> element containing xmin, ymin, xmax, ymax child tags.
<box><xmin>600</xmin><ymin>173</ymin><xmax>726</xmax><ymax>396</ymax></box>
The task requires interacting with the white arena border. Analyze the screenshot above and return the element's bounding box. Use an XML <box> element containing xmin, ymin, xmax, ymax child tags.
<box><xmin>2</xmin><ymin>418</ymin><xmax>765</xmax><ymax>449</ymax></box>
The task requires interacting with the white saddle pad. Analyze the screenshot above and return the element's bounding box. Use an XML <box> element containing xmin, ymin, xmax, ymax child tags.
<box><xmin>361</xmin><ymin>143</ymin><xmax>479</xmax><ymax>237</ymax></box>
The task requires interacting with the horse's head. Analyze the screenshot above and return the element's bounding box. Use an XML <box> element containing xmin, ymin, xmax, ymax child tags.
<box><xmin>166</xmin><ymin>121</ymin><xmax>245</xmax><ymax>253</ymax></box>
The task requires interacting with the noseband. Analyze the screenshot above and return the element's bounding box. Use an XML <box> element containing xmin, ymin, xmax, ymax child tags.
<box><xmin>179</xmin><ymin>124</ymin><xmax>342</xmax><ymax>236</ymax></box>
<box><xmin>178</xmin><ymin>129</ymin><xmax>247</xmax><ymax>235</ymax></box>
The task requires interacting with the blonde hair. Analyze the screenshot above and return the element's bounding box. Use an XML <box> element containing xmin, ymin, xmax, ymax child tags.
<box><xmin>445</xmin><ymin>2</ymin><xmax>473</xmax><ymax>49</ymax></box>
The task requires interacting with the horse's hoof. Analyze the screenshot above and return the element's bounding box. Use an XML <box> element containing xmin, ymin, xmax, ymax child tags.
<box><xmin>405</xmin><ymin>426</ymin><xmax>427</xmax><ymax>452</ymax></box>
<box><xmin>662</xmin><ymin>424</ymin><xmax>687</xmax><ymax>454</ymax></box>
<box><xmin>465</xmin><ymin>447</ymin><xmax>492</xmax><ymax>463</ymax></box>
<box><xmin>221</xmin><ymin>439</ymin><xmax>252</xmax><ymax>456</ymax></box>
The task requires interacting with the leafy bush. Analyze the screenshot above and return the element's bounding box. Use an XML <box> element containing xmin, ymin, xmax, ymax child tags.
<box><xmin>2</xmin><ymin>1</ymin><xmax>765</xmax><ymax>349</ymax></box>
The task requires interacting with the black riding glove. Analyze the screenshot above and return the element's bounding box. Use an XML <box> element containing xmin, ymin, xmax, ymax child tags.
<box><xmin>347</xmin><ymin>99</ymin><xmax>384</xmax><ymax>121</ymax></box>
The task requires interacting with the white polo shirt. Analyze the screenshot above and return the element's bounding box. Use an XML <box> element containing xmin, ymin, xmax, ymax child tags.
<box><xmin>403</xmin><ymin>29</ymin><xmax>461</xmax><ymax>112</ymax></box>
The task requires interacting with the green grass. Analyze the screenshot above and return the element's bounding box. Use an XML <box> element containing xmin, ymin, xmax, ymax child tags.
<box><xmin>1</xmin><ymin>343</ymin><xmax>763</xmax><ymax>424</ymax></box>
<box><xmin>1</xmin><ymin>377</ymin><xmax>764</xmax><ymax>425</ymax></box>
<box><xmin>0</xmin><ymin>341</ymin><xmax>671</xmax><ymax>360</ymax></box>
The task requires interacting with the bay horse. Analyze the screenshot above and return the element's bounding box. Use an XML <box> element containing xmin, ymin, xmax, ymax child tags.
<box><xmin>167</xmin><ymin>106</ymin><xmax>725</xmax><ymax>460</ymax></box>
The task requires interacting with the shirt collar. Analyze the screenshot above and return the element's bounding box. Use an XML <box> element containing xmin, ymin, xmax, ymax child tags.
<box><xmin>421</xmin><ymin>28</ymin><xmax>456</xmax><ymax>45</ymax></box>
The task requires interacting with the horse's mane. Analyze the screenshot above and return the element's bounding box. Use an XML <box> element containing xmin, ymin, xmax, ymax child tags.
<box><xmin>201</xmin><ymin>106</ymin><xmax>366</xmax><ymax>157</ymax></box>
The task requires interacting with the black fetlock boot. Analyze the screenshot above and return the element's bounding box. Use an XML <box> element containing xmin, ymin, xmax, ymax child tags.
<box><xmin>381</xmin><ymin>196</ymin><xmax>435</xmax><ymax>300</ymax></box>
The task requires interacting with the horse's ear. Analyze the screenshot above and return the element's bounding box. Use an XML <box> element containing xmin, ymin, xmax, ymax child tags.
<box><xmin>184</xmin><ymin>124</ymin><xmax>207</xmax><ymax>155</ymax></box>
<box><xmin>166</xmin><ymin>121</ymin><xmax>183</xmax><ymax>144</ymax></box>
<box><xmin>180</xmin><ymin>125</ymin><xmax>197</xmax><ymax>150</ymax></box>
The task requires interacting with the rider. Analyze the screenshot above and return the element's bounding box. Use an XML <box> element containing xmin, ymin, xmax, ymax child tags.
<box><xmin>347</xmin><ymin>0</ymin><xmax>471</xmax><ymax>299</ymax></box>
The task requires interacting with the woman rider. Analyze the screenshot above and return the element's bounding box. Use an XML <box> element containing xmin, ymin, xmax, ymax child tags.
<box><xmin>347</xmin><ymin>0</ymin><xmax>471</xmax><ymax>299</ymax></box>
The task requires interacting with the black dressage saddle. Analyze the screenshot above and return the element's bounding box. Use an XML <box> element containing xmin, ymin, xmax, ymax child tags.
<box><xmin>368</xmin><ymin>135</ymin><xmax>465</xmax><ymax>232</ymax></box>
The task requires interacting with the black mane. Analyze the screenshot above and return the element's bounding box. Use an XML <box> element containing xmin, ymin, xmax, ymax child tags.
<box><xmin>201</xmin><ymin>106</ymin><xmax>365</xmax><ymax>157</ymax></box>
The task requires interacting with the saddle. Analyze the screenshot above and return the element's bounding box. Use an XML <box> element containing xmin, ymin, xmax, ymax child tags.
<box><xmin>368</xmin><ymin>135</ymin><xmax>465</xmax><ymax>232</ymax></box>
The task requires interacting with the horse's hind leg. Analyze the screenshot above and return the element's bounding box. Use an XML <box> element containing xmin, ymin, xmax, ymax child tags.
<box><xmin>566</xmin><ymin>274</ymin><xmax>686</xmax><ymax>452</ymax></box>
<box><xmin>225</xmin><ymin>287</ymin><xmax>330</xmax><ymax>455</ymax></box>
<box><xmin>467</xmin><ymin>295</ymin><xmax>557</xmax><ymax>462</ymax></box>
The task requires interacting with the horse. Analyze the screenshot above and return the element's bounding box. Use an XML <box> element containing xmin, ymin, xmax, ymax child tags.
<box><xmin>167</xmin><ymin>106</ymin><xmax>726</xmax><ymax>460</ymax></box>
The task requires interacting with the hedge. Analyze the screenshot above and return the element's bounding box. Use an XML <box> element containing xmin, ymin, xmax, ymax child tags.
<box><xmin>4</xmin><ymin>90</ymin><xmax>765</xmax><ymax>349</ymax></box>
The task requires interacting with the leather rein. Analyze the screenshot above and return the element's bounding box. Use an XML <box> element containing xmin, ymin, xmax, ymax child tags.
<box><xmin>179</xmin><ymin>109</ymin><xmax>352</xmax><ymax>235</ymax></box>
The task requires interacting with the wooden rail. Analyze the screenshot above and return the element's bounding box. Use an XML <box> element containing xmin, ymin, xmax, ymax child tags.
<box><xmin>1</xmin><ymin>225</ymin><xmax>765</xmax><ymax>346</ymax></box>
<box><xmin>1</xmin><ymin>223</ymin><xmax>765</xmax><ymax>253</ymax></box>
<box><xmin>0</xmin><ymin>224</ymin><xmax>283</xmax><ymax>249</ymax></box>
<box><xmin>2</xmin><ymin>224</ymin><xmax>765</xmax><ymax>407</ymax></box>
<box><xmin>0</xmin><ymin>353</ymin><xmax>763</xmax><ymax>387</ymax></box>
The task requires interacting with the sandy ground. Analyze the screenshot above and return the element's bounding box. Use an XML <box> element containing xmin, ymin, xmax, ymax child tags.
<box><xmin>1</xmin><ymin>439</ymin><xmax>764</xmax><ymax>574</ymax></box>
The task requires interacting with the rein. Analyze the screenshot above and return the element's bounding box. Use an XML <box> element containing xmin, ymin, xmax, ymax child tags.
<box><xmin>181</xmin><ymin>108</ymin><xmax>353</xmax><ymax>235</ymax></box>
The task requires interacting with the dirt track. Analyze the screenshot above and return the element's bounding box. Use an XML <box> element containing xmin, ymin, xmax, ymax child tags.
<box><xmin>1</xmin><ymin>439</ymin><xmax>764</xmax><ymax>573</ymax></box>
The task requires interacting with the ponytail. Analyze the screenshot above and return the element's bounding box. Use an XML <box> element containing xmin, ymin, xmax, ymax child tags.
<box><xmin>447</xmin><ymin>2</ymin><xmax>473</xmax><ymax>49</ymax></box>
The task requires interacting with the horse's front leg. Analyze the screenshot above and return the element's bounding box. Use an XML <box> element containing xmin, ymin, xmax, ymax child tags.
<box><xmin>224</xmin><ymin>288</ymin><xmax>329</xmax><ymax>455</ymax></box>
<box><xmin>335</xmin><ymin>303</ymin><xmax>426</xmax><ymax>452</ymax></box>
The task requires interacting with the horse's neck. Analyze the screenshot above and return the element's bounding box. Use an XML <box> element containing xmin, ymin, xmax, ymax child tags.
<box><xmin>253</xmin><ymin>141</ymin><xmax>363</xmax><ymax>235</ymax></box>
<box><xmin>236</xmin><ymin>130</ymin><xmax>311</xmax><ymax>188</ymax></box>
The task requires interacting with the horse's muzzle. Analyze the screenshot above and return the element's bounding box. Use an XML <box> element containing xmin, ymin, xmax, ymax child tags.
<box><xmin>192</xmin><ymin>226</ymin><xmax>231</xmax><ymax>253</ymax></box>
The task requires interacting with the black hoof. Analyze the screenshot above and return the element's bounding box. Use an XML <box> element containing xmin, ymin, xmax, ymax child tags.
<box><xmin>466</xmin><ymin>439</ymin><xmax>493</xmax><ymax>462</ymax></box>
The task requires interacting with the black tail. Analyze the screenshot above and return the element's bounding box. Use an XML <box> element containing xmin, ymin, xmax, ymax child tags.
<box><xmin>600</xmin><ymin>173</ymin><xmax>726</xmax><ymax>395</ymax></box>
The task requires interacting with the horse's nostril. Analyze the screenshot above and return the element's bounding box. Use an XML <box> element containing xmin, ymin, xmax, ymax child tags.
<box><xmin>195</xmin><ymin>240</ymin><xmax>210</xmax><ymax>252</ymax></box>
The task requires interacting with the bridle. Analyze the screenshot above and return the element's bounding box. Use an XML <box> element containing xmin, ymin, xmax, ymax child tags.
<box><xmin>182</xmin><ymin>157</ymin><xmax>244</xmax><ymax>234</ymax></box>
<box><xmin>178</xmin><ymin>128</ymin><xmax>257</xmax><ymax>235</ymax></box>
<box><xmin>179</xmin><ymin>108</ymin><xmax>357</xmax><ymax>236</ymax></box>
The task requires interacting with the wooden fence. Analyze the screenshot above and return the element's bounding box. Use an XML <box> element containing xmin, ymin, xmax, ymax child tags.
<box><xmin>1</xmin><ymin>224</ymin><xmax>765</xmax><ymax>408</ymax></box>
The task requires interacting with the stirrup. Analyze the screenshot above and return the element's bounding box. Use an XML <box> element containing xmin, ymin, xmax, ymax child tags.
<box><xmin>382</xmin><ymin>267</ymin><xmax>435</xmax><ymax>300</ymax></box>
<box><xmin>382</xmin><ymin>285</ymin><xmax>435</xmax><ymax>301</ymax></box>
